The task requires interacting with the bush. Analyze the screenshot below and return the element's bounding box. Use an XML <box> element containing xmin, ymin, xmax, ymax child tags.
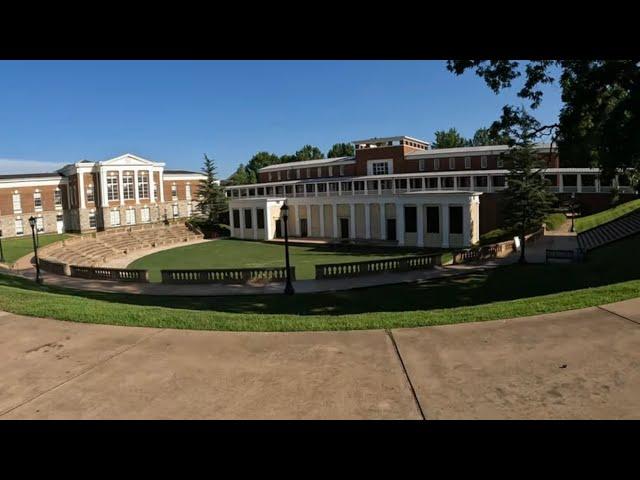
<box><xmin>187</xmin><ymin>217</ymin><xmax>230</xmax><ymax>238</ymax></box>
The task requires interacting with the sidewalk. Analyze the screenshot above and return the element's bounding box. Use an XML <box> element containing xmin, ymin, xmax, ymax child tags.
<box><xmin>1</xmin><ymin>297</ymin><xmax>638</xmax><ymax>419</ymax></box>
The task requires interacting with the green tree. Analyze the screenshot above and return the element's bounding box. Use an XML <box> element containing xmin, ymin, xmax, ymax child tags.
<box><xmin>498</xmin><ymin>109</ymin><xmax>556</xmax><ymax>264</ymax></box>
<box><xmin>432</xmin><ymin>128</ymin><xmax>471</xmax><ymax>149</ymax></box>
<box><xmin>246</xmin><ymin>151</ymin><xmax>280</xmax><ymax>181</ymax></box>
<box><xmin>294</xmin><ymin>145</ymin><xmax>324</xmax><ymax>161</ymax></box>
<box><xmin>471</xmin><ymin>127</ymin><xmax>510</xmax><ymax>146</ymax></box>
<box><xmin>327</xmin><ymin>142</ymin><xmax>355</xmax><ymax>158</ymax></box>
<box><xmin>446</xmin><ymin>60</ymin><xmax>640</xmax><ymax>182</ymax></box>
<box><xmin>279</xmin><ymin>154</ymin><xmax>298</xmax><ymax>164</ymax></box>
<box><xmin>197</xmin><ymin>154</ymin><xmax>227</xmax><ymax>223</ymax></box>
<box><xmin>226</xmin><ymin>163</ymin><xmax>253</xmax><ymax>185</ymax></box>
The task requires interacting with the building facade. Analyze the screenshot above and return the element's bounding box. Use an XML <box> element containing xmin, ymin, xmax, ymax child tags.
<box><xmin>0</xmin><ymin>154</ymin><xmax>206</xmax><ymax>238</ymax></box>
<box><xmin>225</xmin><ymin>135</ymin><xmax>635</xmax><ymax>248</ymax></box>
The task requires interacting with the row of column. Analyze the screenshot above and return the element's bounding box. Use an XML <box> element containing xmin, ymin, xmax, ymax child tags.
<box><xmin>231</xmin><ymin>207</ymin><xmax>271</xmax><ymax>241</ymax></box>
<box><xmin>97</xmin><ymin>169</ymin><xmax>164</xmax><ymax>207</ymax></box>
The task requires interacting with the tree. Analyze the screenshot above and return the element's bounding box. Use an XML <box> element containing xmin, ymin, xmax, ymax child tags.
<box><xmin>471</xmin><ymin>127</ymin><xmax>510</xmax><ymax>146</ymax></box>
<box><xmin>498</xmin><ymin>110</ymin><xmax>556</xmax><ymax>264</ymax></box>
<box><xmin>246</xmin><ymin>151</ymin><xmax>280</xmax><ymax>182</ymax></box>
<box><xmin>446</xmin><ymin>60</ymin><xmax>640</xmax><ymax>182</ymax></box>
<box><xmin>327</xmin><ymin>142</ymin><xmax>355</xmax><ymax>158</ymax></box>
<box><xmin>197</xmin><ymin>154</ymin><xmax>227</xmax><ymax>223</ymax></box>
<box><xmin>294</xmin><ymin>145</ymin><xmax>324</xmax><ymax>161</ymax></box>
<box><xmin>278</xmin><ymin>154</ymin><xmax>298</xmax><ymax>164</ymax></box>
<box><xmin>226</xmin><ymin>163</ymin><xmax>253</xmax><ymax>185</ymax></box>
<box><xmin>432</xmin><ymin>128</ymin><xmax>471</xmax><ymax>149</ymax></box>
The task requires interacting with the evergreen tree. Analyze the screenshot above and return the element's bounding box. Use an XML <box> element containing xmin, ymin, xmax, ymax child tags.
<box><xmin>226</xmin><ymin>163</ymin><xmax>252</xmax><ymax>185</ymax></box>
<box><xmin>432</xmin><ymin>128</ymin><xmax>471</xmax><ymax>149</ymax></box>
<box><xmin>197</xmin><ymin>154</ymin><xmax>227</xmax><ymax>223</ymax></box>
<box><xmin>327</xmin><ymin>142</ymin><xmax>355</xmax><ymax>158</ymax></box>
<box><xmin>294</xmin><ymin>145</ymin><xmax>324</xmax><ymax>161</ymax></box>
<box><xmin>500</xmin><ymin>115</ymin><xmax>556</xmax><ymax>264</ymax></box>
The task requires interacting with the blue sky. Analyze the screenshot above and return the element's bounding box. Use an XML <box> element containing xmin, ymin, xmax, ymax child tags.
<box><xmin>0</xmin><ymin>60</ymin><xmax>563</xmax><ymax>178</ymax></box>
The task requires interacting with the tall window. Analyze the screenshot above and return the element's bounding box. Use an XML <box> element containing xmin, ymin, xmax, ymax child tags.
<box><xmin>54</xmin><ymin>189</ymin><xmax>62</xmax><ymax>207</ymax></box>
<box><xmin>449</xmin><ymin>158</ymin><xmax>455</xmax><ymax>170</ymax></box>
<box><xmin>125</xmin><ymin>208</ymin><xmax>136</xmax><ymax>225</ymax></box>
<box><xmin>426</xmin><ymin>206</ymin><xmax>440</xmax><ymax>233</ymax></box>
<box><xmin>12</xmin><ymin>193</ymin><xmax>21</xmax><ymax>213</ymax></box>
<box><xmin>339</xmin><ymin>165</ymin><xmax>345</xmax><ymax>176</ymax></box>
<box><xmin>36</xmin><ymin>216</ymin><xmax>44</xmax><ymax>233</ymax></box>
<box><xmin>33</xmin><ymin>192</ymin><xmax>42</xmax><ymax>211</ymax></box>
<box><xmin>122</xmin><ymin>172</ymin><xmax>134</xmax><ymax>200</ymax></box>
<box><xmin>257</xmin><ymin>208</ymin><xmax>265</xmax><ymax>229</ymax></box>
<box><xmin>317</xmin><ymin>167</ymin><xmax>322</xmax><ymax>177</ymax></box>
<box><xmin>232</xmin><ymin>209</ymin><xmax>240</xmax><ymax>227</ymax></box>
<box><xmin>15</xmin><ymin>218</ymin><xmax>24</xmax><ymax>235</ymax></box>
<box><xmin>87</xmin><ymin>185</ymin><xmax>94</xmax><ymax>202</ymax></box>
<box><xmin>296</xmin><ymin>169</ymin><xmax>300</xmax><ymax>179</ymax></box>
<box><xmin>277</xmin><ymin>171</ymin><xmax>282</xmax><ymax>181</ymax></box>
<box><xmin>89</xmin><ymin>212</ymin><xmax>97</xmax><ymax>228</ymax></box>
<box><xmin>306</xmin><ymin>168</ymin><xmax>311</xmax><ymax>178</ymax></box>
<box><xmin>244</xmin><ymin>209</ymin><xmax>252</xmax><ymax>229</ymax></box>
<box><xmin>481</xmin><ymin>156</ymin><xmax>488</xmax><ymax>168</ymax></box>
<box><xmin>372</xmin><ymin>162</ymin><xmax>389</xmax><ymax>175</ymax></box>
<box><xmin>185</xmin><ymin>183</ymin><xmax>191</xmax><ymax>200</ymax></box>
<box><xmin>138</xmin><ymin>172</ymin><xmax>149</xmax><ymax>199</ymax></box>
<box><xmin>465</xmin><ymin>157</ymin><xmax>471</xmax><ymax>169</ymax></box>
<box><xmin>449</xmin><ymin>206</ymin><xmax>463</xmax><ymax>234</ymax></box>
<box><xmin>141</xmin><ymin>207</ymin><xmax>151</xmax><ymax>223</ymax></box>
<box><xmin>268</xmin><ymin>172</ymin><xmax>273</xmax><ymax>181</ymax></box>
<box><xmin>433</xmin><ymin>158</ymin><xmax>440</xmax><ymax>170</ymax></box>
<box><xmin>328</xmin><ymin>166</ymin><xmax>333</xmax><ymax>177</ymax></box>
<box><xmin>172</xmin><ymin>204</ymin><xmax>179</xmax><ymax>217</ymax></box>
<box><xmin>107</xmin><ymin>175</ymin><xmax>119</xmax><ymax>201</ymax></box>
<box><xmin>171</xmin><ymin>184</ymin><xmax>178</xmax><ymax>200</ymax></box>
<box><xmin>286</xmin><ymin>170</ymin><xmax>292</xmax><ymax>180</ymax></box>
<box><xmin>419</xmin><ymin>159</ymin><xmax>425</xmax><ymax>171</ymax></box>
<box><xmin>404</xmin><ymin>206</ymin><xmax>417</xmax><ymax>233</ymax></box>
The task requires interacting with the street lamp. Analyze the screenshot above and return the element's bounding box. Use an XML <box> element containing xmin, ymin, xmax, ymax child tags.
<box><xmin>0</xmin><ymin>229</ymin><xmax>5</xmax><ymax>263</ymax></box>
<box><xmin>28</xmin><ymin>216</ymin><xmax>42</xmax><ymax>284</ymax></box>
<box><xmin>570</xmin><ymin>192</ymin><xmax>576</xmax><ymax>233</ymax></box>
<box><xmin>280</xmin><ymin>203</ymin><xmax>295</xmax><ymax>295</ymax></box>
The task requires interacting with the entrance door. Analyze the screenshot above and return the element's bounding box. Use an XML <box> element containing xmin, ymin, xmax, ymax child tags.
<box><xmin>56</xmin><ymin>215</ymin><xmax>64</xmax><ymax>234</ymax></box>
<box><xmin>275</xmin><ymin>219</ymin><xmax>282</xmax><ymax>238</ymax></box>
<box><xmin>386</xmin><ymin>219</ymin><xmax>396</xmax><ymax>241</ymax></box>
<box><xmin>340</xmin><ymin>218</ymin><xmax>349</xmax><ymax>239</ymax></box>
<box><xmin>300</xmin><ymin>218</ymin><xmax>308</xmax><ymax>237</ymax></box>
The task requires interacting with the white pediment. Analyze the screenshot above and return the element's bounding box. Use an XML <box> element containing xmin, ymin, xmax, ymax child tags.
<box><xmin>100</xmin><ymin>153</ymin><xmax>160</xmax><ymax>167</ymax></box>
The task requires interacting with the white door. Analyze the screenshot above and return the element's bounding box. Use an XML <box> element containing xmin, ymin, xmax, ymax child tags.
<box><xmin>56</xmin><ymin>215</ymin><xmax>64</xmax><ymax>234</ymax></box>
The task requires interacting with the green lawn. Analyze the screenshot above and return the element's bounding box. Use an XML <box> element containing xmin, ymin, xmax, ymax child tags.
<box><xmin>128</xmin><ymin>238</ymin><xmax>448</xmax><ymax>282</ymax></box>
<box><xmin>576</xmin><ymin>199</ymin><xmax>640</xmax><ymax>233</ymax></box>
<box><xmin>0</xmin><ymin>233</ymin><xmax>70</xmax><ymax>265</ymax></box>
<box><xmin>0</xmin><ymin>234</ymin><xmax>637</xmax><ymax>331</ymax></box>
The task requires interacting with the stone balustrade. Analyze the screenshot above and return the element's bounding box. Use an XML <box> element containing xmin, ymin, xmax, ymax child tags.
<box><xmin>315</xmin><ymin>253</ymin><xmax>442</xmax><ymax>280</ymax></box>
<box><xmin>69</xmin><ymin>265</ymin><xmax>149</xmax><ymax>283</ymax></box>
<box><xmin>161</xmin><ymin>267</ymin><xmax>295</xmax><ymax>284</ymax></box>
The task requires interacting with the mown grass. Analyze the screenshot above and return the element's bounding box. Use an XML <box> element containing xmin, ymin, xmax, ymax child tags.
<box><xmin>575</xmin><ymin>199</ymin><xmax>640</xmax><ymax>233</ymax></box>
<box><xmin>479</xmin><ymin>213</ymin><xmax>565</xmax><ymax>246</ymax></box>
<box><xmin>128</xmin><ymin>238</ymin><xmax>447</xmax><ymax>282</ymax></box>
<box><xmin>0</xmin><ymin>233</ymin><xmax>70</xmax><ymax>265</ymax></box>
<box><xmin>0</xmin><ymin>234</ymin><xmax>638</xmax><ymax>331</ymax></box>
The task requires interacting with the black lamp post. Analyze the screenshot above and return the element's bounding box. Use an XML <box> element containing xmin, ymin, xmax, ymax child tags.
<box><xmin>570</xmin><ymin>192</ymin><xmax>576</xmax><ymax>233</ymax></box>
<box><xmin>28</xmin><ymin>216</ymin><xmax>42</xmax><ymax>284</ymax></box>
<box><xmin>0</xmin><ymin>229</ymin><xmax>5</xmax><ymax>263</ymax></box>
<box><xmin>280</xmin><ymin>203</ymin><xmax>295</xmax><ymax>295</ymax></box>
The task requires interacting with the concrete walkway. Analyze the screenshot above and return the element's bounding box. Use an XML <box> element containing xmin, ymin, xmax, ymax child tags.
<box><xmin>1</xmin><ymin>297</ymin><xmax>638</xmax><ymax>419</ymax></box>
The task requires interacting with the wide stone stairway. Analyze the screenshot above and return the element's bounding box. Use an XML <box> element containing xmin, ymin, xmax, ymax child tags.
<box><xmin>577</xmin><ymin>209</ymin><xmax>640</xmax><ymax>252</ymax></box>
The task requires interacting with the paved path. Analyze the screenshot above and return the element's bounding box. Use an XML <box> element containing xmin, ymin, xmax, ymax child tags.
<box><xmin>1</xmin><ymin>297</ymin><xmax>638</xmax><ymax>419</ymax></box>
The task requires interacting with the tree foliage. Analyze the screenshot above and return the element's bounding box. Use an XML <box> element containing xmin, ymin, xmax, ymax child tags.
<box><xmin>294</xmin><ymin>145</ymin><xmax>324</xmax><ymax>161</ymax></box>
<box><xmin>432</xmin><ymin>128</ymin><xmax>471</xmax><ymax>149</ymax></box>
<box><xmin>197</xmin><ymin>154</ymin><xmax>228</xmax><ymax>223</ymax></box>
<box><xmin>327</xmin><ymin>142</ymin><xmax>355</xmax><ymax>158</ymax></box>
<box><xmin>447</xmin><ymin>60</ymin><xmax>640</xmax><ymax>182</ymax></box>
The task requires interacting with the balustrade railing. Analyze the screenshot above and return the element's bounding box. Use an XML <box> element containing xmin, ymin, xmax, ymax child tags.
<box><xmin>315</xmin><ymin>253</ymin><xmax>442</xmax><ymax>280</ymax></box>
<box><xmin>161</xmin><ymin>266</ymin><xmax>295</xmax><ymax>284</ymax></box>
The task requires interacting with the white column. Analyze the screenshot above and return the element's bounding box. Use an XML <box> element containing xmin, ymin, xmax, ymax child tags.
<box><xmin>229</xmin><ymin>206</ymin><xmax>235</xmax><ymax>230</ymax></box>
<box><xmin>392</xmin><ymin>179</ymin><xmax>396</xmax><ymax>194</ymax></box>
<box><xmin>265</xmin><ymin>206</ymin><xmax>272</xmax><ymax>240</ymax></box>
<box><xmin>338</xmin><ymin>182</ymin><xmax>342</xmax><ymax>196</ymax></box>
<box><xmin>308</xmin><ymin>203</ymin><xmax>313</xmax><ymax>237</ymax></box>
<box><xmin>78</xmin><ymin>171</ymin><xmax>86</xmax><ymax>209</ymax></box>
<box><xmin>159</xmin><ymin>170</ymin><xmax>165</xmax><ymax>203</ymax></box>
<box><xmin>134</xmin><ymin>169</ymin><xmax>140</xmax><ymax>204</ymax></box>
<box><xmin>320</xmin><ymin>204</ymin><xmax>325</xmax><ymax>237</ymax></box>
<box><xmin>349</xmin><ymin>203</ymin><xmax>356</xmax><ymax>239</ymax></box>
<box><xmin>396</xmin><ymin>202</ymin><xmax>405</xmax><ymax>246</ymax></box>
<box><xmin>595</xmin><ymin>176</ymin><xmax>601</xmax><ymax>193</ymax></box>
<box><xmin>416</xmin><ymin>203</ymin><xmax>424</xmax><ymax>247</ymax></box>
<box><xmin>463</xmin><ymin>203</ymin><xmax>472</xmax><ymax>247</ymax></box>
<box><xmin>332</xmin><ymin>203</ymin><xmax>338</xmax><ymax>239</ymax></box>
<box><xmin>380</xmin><ymin>202</ymin><xmax>386</xmax><ymax>240</ymax></box>
<box><xmin>437</xmin><ymin>177</ymin><xmax>441</xmax><ymax>190</ymax></box>
<box><xmin>378</xmin><ymin>181</ymin><xmax>382</xmax><ymax>195</ymax></box>
<box><xmin>149</xmin><ymin>169</ymin><xmax>156</xmax><ymax>203</ymax></box>
<box><xmin>100</xmin><ymin>170</ymin><xmax>109</xmax><ymax>206</ymax></box>
<box><xmin>252</xmin><ymin>207</ymin><xmax>258</xmax><ymax>240</ymax></box>
<box><xmin>118</xmin><ymin>171</ymin><xmax>125</xmax><ymax>206</ymax></box>
<box><xmin>314</xmin><ymin>184</ymin><xmax>318</xmax><ymax>197</ymax></box>
<box><xmin>487</xmin><ymin>175</ymin><xmax>493</xmax><ymax>193</ymax></box>
<box><xmin>558</xmin><ymin>174</ymin><xmax>564</xmax><ymax>193</ymax></box>
<box><xmin>364</xmin><ymin>181</ymin><xmax>368</xmax><ymax>196</ymax></box>
<box><xmin>364</xmin><ymin>203</ymin><xmax>371</xmax><ymax>239</ymax></box>
<box><xmin>294</xmin><ymin>204</ymin><xmax>300</xmax><ymax>236</ymax></box>
<box><xmin>239</xmin><ymin>209</ymin><xmax>245</xmax><ymax>239</ymax></box>
<box><xmin>577</xmin><ymin>174</ymin><xmax>582</xmax><ymax>193</ymax></box>
<box><xmin>421</xmin><ymin>177</ymin><xmax>425</xmax><ymax>190</ymax></box>
<box><xmin>441</xmin><ymin>204</ymin><xmax>450</xmax><ymax>248</ymax></box>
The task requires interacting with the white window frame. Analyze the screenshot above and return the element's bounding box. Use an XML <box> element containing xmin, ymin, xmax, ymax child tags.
<box><xmin>306</xmin><ymin>168</ymin><xmax>311</xmax><ymax>178</ymax></box>
<box><xmin>296</xmin><ymin>169</ymin><xmax>300</xmax><ymax>179</ymax></box>
<box><xmin>481</xmin><ymin>156</ymin><xmax>488</xmax><ymax>168</ymax></box>
<box><xmin>36</xmin><ymin>216</ymin><xmax>45</xmax><ymax>233</ymax></box>
<box><xmin>171</xmin><ymin>184</ymin><xmax>178</xmax><ymax>200</ymax></box>
<box><xmin>464</xmin><ymin>157</ymin><xmax>471</xmax><ymax>169</ymax></box>
<box><xmin>277</xmin><ymin>171</ymin><xmax>282</xmax><ymax>181</ymax></box>
<box><xmin>339</xmin><ymin>165</ymin><xmax>345</xmax><ymax>176</ymax></box>
<box><xmin>54</xmin><ymin>189</ymin><xmax>63</xmax><ymax>208</ymax></box>
<box><xmin>367</xmin><ymin>159</ymin><xmax>393</xmax><ymax>176</ymax></box>
<box><xmin>419</xmin><ymin>159</ymin><xmax>425</xmax><ymax>172</ymax></box>
<box><xmin>172</xmin><ymin>204</ymin><xmax>179</xmax><ymax>217</ymax></box>
<box><xmin>33</xmin><ymin>191</ymin><xmax>43</xmax><ymax>211</ymax></box>
<box><xmin>138</xmin><ymin>172</ymin><xmax>150</xmax><ymax>199</ymax></box>
<box><xmin>185</xmin><ymin>183</ymin><xmax>191</xmax><ymax>201</ymax></box>
<box><xmin>449</xmin><ymin>158</ymin><xmax>455</xmax><ymax>170</ymax></box>
<box><xmin>14</xmin><ymin>218</ymin><xmax>24</xmax><ymax>236</ymax></box>
<box><xmin>89</xmin><ymin>212</ymin><xmax>97</xmax><ymax>229</ymax></box>
<box><xmin>317</xmin><ymin>167</ymin><xmax>322</xmax><ymax>177</ymax></box>
<box><xmin>110</xmin><ymin>209</ymin><xmax>121</xmax><ymax>226</ymax></box>
<box><xmin>107</xmin><ymin>175</ymin><xmax>119</xmax><ymax>201</ymax></box>
<box><xmin>328</xmin><ymin>166</ymin><xmax>333</xmax><ymax>177</ymax></box>
<box><xmin>86</xmin><ymin>184</ymin><xmax>95</xmax><ymax>203</ymax></box>
<box><xmin>122</xmin><ymin>173</ymin><xmax>135</xmax><ymax>200</ymax></box>
<box><xmin>141</xmin><ymin>207</ymin><xmax>151</xmax><ymax>223</ymax></box>
<box><xmin>268</xmin><ymin>172</ymin><xmax>273</xmax><ymax>181</ymax></box>
<box><xmin>433</xmin><ymin>158</ymin><xmax>440</xmax><ymax>170</ymax></box>
<box><xmin>125</xmin><ymin>208</ymin><xmax>136</xmax><ymax>225</ymax></box>
<box><xmin>12</xmin><ymin>192</ymin><xmax>21</xmax><ymax>213</ymax></box>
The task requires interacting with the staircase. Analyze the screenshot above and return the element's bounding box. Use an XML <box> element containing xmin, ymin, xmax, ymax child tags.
<box><xmin>577</xmin><ymin>209</ymin><xmax>640</xmax><ymax>252</ymax></box>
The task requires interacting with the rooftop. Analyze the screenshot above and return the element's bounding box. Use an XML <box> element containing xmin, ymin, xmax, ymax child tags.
<box><xmin>0</xmin><ymin>172</ymin><xmax>63</xmax><ymax>181</ymax></box>
<box><xmin>406</xmin><ymin>143</ymin><xmax>555</xmax><ymax>158</ymax></box>
<box><xmin>259</xmin><ymin>156</ymin><xmax>355</xmax><ymax>173</ymax></box>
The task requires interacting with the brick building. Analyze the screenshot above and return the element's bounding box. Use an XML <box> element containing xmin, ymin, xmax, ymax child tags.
<box><xmin>0</xmin><ymin>154</ymin><xmax>206</xmax><ymax>238</ymax></box>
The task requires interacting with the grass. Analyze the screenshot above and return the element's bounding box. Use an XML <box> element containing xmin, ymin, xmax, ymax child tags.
<box><xmin>544</xmin><ymin>213</ymin><xmax>567</xmax><ymax>231</ymax></box>
<box><xmin>128</xmin><ymin>238</ymin><xmax>446</xmax><ymax>282</ymax></box>
<box><xmin>0</xmin><ymin>234</ymin><xmax>638</xmax><ymax>331</ymax></box>
<box><xmin>0</xmin><ymin>233</ymin><xmax>70</xmax><ymax>265</ymax></box>
<box><xmin>479</xmin><ymin>213</ymin><xmax>566</xmax><ymax>246</ymax></box>
<box><xmin>576</xmin><ymin>198</ymin><xmax>640</xmax><ymax>233</ymax></box>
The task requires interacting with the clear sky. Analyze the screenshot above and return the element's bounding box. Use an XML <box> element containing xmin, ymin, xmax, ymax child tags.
<box><xmin>0</xmin><ymin>60</ymin><xmax>563</xmax><ymax>178</ymax></box>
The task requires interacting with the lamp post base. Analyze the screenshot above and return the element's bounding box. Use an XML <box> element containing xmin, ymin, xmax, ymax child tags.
<box><xmin>284</xmin><ymin>281</ymin><xmax>295</xmax><ymax>295</ymax></box>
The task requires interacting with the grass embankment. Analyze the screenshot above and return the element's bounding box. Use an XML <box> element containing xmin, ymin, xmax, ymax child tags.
<box><xmin>0</xmin><ymin>234</ymin><xmax>638</xmax><ymax>331</ymax></box>
<box><xmin>128</xmin><ymin>238</ymin><xmax>448</xmax><ymax>282</ymax></box>
<box><xmin>0</xmin><ymin>233</ymin><xmax>70</xmax><ymax>265</ymax></box>
<box><xmin>479</xmin><ymin>213</ymin><xmax>566</xmax><ymax>245</ymax></box>
<box><xmin>575</xmin><ymin>199</ymin><xmax>640</xmax><ymax>233</ymax></box>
